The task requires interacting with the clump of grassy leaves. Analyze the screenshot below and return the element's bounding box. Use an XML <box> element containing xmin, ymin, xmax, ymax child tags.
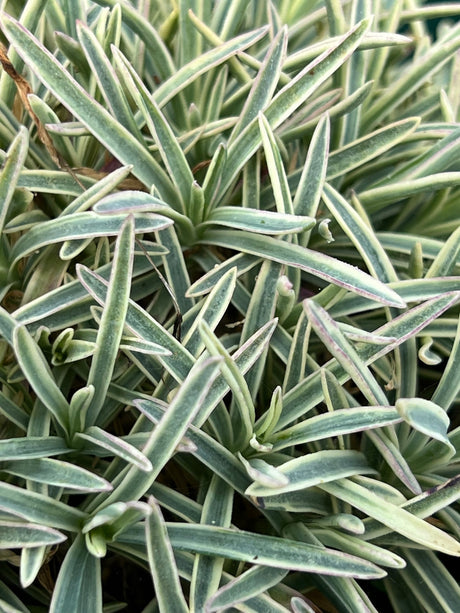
<box><xmin>1</xmin><ymin>1</ymin><xmax>460</xmax><ymax>611</ymax></box>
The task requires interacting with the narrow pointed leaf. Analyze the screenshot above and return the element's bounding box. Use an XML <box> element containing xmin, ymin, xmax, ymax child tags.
<box><xmin>293</xmin><ymin>113</ymin><xmax>330</xmax><ymax>221</ymax></box>
<box><xmin>193</xmin><ymin>318</ymin><xmax>278</xmax><ymax>428</ymax></box>
<box><xmin>281</xmin><ymin>293</ymin><xmax>459</xmax><ymax>429</ymax></box>
<box><xmin>190</xmin><ymin>476</ymin><xmax>234</xmax><ymax>612</ymax></box>
<box><xmin>303</xmin><ymin>299</ymin><xmax>388</xmax><ymax>405</ymax></box>
<box><xmin>204</xmin><ymin>206</ymin><xmax>314</xmax><ymax>234</ymax></box>
<box><xmin>0</xmin><ymin>522</ymin><xmax>66</xmax><ymax>549</ymax></box>
<box><xmin>365</xmin><ymin>474</ymin><xmax>460</xmax><ymax>540</ymax></box>
<box><xmin>92</xmin><ymin>189</ymin><xmax>169</xmax><ymax>215</ymax></box>
<box><xmin>49</xmin><ymin>535</ymin><xmax>102</xmax><ymax>613</ymax></box>
<box><xmin>330</xmin><ymin>278</ymin><xmax>460</xmax><ymax>318</ymax></box>
<box><xmin>258</xmin><ymin>112</ymin><xmax>294</xmax><ymax>214</ymax></box>
<box><xmin>205</xmin><ymin>566</ymin><xmax>288</xmax><ymax>612</ymax></box>
<box><xmin>1</xmin><ymin>458</ymin><xmax>111</xmax><ymax>492</ymax></box>
<box><xmin>397</xmin><ymin>126</ymin><xmax>460</xmax><ymax>181</ymax></box>
<box><xmin>239</xmin><ymin>454</ymin><xmax>289</xmax><ymax>489</ymax></box>
<box><xmin>82</xmin><ymin>500</ymin><xmax>151</xmax><ymax>537</ymax></box>
<box><xmin>13</xmin><ymin>168</ymin><xmax>94</xmax><ymax>195</ymax></box>
<box><xmin>338</xmin><ymin>322</ymin><xmax>396</xmax><ymax>345</ymax></box>
<box><xmin>200</xmin><ymin>321</ymin><xmax>255</xmax><ymax>447</ymax></box>
<box><xmin>0</xmin><ymin>13</ymin><xmax>174</xmax><ymax>197</ymax></box>
<box><xmin>229</xmin><ymin>26</ymin><xmax>288</xmax><ymax>142</ymax></box>
<box><xmin>0</xmin><ymin>126</ymin><xmax>29</xmax><ymax>233</ymax></box>
<box><xmin>327</xmin><ymin>117</ymin><xmax>420</xmax><ymax>179</ymax></box>
<box><xmin>246</xmin><ymin>450</ymin><xmax>375</xmax><ymax>497</ymax></box>
<box><xmin>13</xmin><ymin>326</ymin><xmax>71</xmax><ymax>432</ymax></box>
<box><xmin>20</xmin><ymin>547</ymin><xmax>46</xmax><ymax>590</ymax></box>
<box><xmin>201</xmin><ymin>230</ymin><xmax>406</xmax><ymax>307</ymax></box>
<box><xmin>426</xmin><ymin>225</ymin><xmax>460</xmax><ymax>278</ymax></box>
<box><xmin>359</xmin><ymin>172</ymin><xmax>460</xmax><ymax>208</ymax></box>
<box><xmin>111</xmin><ymin>48</ymin><xmax>194</xmax><ymax>213</ymax></box>
<box><xmin>313</xmin><ymin>529</ymin><xmax>405</xmax><ymax>569</ymax></box>
<box><xmin>77</xmin><ymin>21</ymin><xmax>140</xmax><ymax>135</ymax></box>
<box><xmin>119</xmin><ymin>336</ymin><xmax>171</xmax><ymax>355</ymax></box>
<box><xmin>182</xmin><ymin>267</ymin><xmax>236</xmax><ymax>356</ymax></box>
<box><xmin>0</xmin><ymin>482</ymin><xmax>86</xmax><ymax>531</ymax></box>
<box><xmin>187</xmin><ymin>253</ymin><xmax>260</xmax><ymax>297</ymax></box>
<box><xmin>156</xmin><ymin>524</ymin><xmax>385</xmax><ymax>579</ymax></box>
<box><xmin>76</xmin><ymin>266</ymin><xmax>194</xmax><ymax>382</ymax></box>
<box><xmin>0</xmin><ymin>437</ymin><xmax>70</xmax><ymax>460</ymax></box>
<box><xmin>153</xmin><ymin>26</ymin><xmax>269</xmax><ymax>107</ymax></box>
<box><xmin>221</xmin><ymin>18</ymin><xmax>371</xmax><ymax>197</ymax></box>
<box><xmin>145</xmin><ymin>498</ymin><xmax>189</xmax><ymax>613</ymax></box>
<box><xmin>75</xmin><ymin>426</ymin><xmax>152</xmax><ymax>472</ymax></box>
<box><xmin>79</xmin><ymin>216</ymin><xmax>134</xmax><ymax>425</ymax></box>
<box><xmin>156</xmin><ymin>224</ymin><xmax>195</xmax><ymax>314</ymax></box>
<box><xmin>10</xmin><ymin>211</ymin><xmax>172</xmax><ymax>265</ymax></box>
<box><xmin>202</xmin><ymin>143</ymin><xmax>227</xmax><ymax>207</ymax></box>
<box><xmin>96</xmin><ymin>356</ymin><xmax>222</xmax><ymax>507</ymax></box>
<box><xmin>322</xmin><ymin>183</ymin><xmax>398</xmax><ymax>282</ymax></box>
<box><xmin>271</xmin><ymin>407</ymin><xmax>402</xmax><ymax>452</ymax></box>
<box><xmin>319</xmin><ymin>478</ymin><xmax>460</xmax><ymax>556</ymax></box>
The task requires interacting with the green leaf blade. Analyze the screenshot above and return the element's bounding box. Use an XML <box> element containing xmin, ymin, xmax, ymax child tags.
<box><xmin>49</xmin><ymin>535</ymin><xmax>102</xmax><ymax>613</ymax></box>
<box><xmin>272</xmin><ymin>406</ymin><xmax>402</xmax><ymax>452</ymax></box>
<box><xmin>165</xmin><ymin>524</ymin><xmax>386</xmax><ymax>579</ymax></box>
<box><xmin>221</xmin><ymin>18</ymin><xmax>371</xmax><ymax>198</ymax></box>
<box><xmin>13</xmin><ymin>325</ymin><xmax>71</xmax><ymax>433</ymax></box>
<box><xmin>2</xmin><ymin>458</ymin><xmax>111</xmax><ymax>493</ymax></box>
<box><xmin>80</xmin><ymin>216</ymin><xmax>135</xmax><ymax>425</ymax></box>
<box><xmin>201</xmin><ymin>230</ymin><xmax>406</xmax><ymax>307</ymax></box>
<box><xmin>204</xmin><ymin>207</ymin><xmax>314</xmax><ymax>235</ymax></box>
<box><xmin>0</xmin><ymin>521</ymin><xmax>66</xmax><ymax>549</ymax></box>
<box><xmin>319</xmin><ymin>478</ymin><xmax>460</xmax><ymax>556</ymax></box>
<box><xmin>0</xmin><ymin>13</ymin><xmax>174</xmax><ymax>197</ymax></box>
<box><xmin>10</xmin><ymin>211</ymin><xmax>172</xmax><ymax>265</ymax></box>
<box><xmin>246</xmin><ymin>450</ymin><xmax>375</xmax><ymax>497</ymax></box>
<box><xmin>145</xmin><ymin>498</ymin><xmax>189</xmax><ymax>613</ymax></box>
<box><xmin>0</xmin><ymin>482</ymin><xmax>86</xmax><ymax>532</ymax></box>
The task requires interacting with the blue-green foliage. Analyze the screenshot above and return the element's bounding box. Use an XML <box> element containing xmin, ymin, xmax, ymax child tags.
<box><xmin>1</xmin><ymin>2</ymin><xmax>460</xmax><ymax>611</ymax></box>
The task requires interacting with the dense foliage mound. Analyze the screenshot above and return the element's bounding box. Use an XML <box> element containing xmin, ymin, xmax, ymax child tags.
<box><xmin>1</xmin><ymin>1</ymin><xmax>460</xmax><ymax>611</ymax></box>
